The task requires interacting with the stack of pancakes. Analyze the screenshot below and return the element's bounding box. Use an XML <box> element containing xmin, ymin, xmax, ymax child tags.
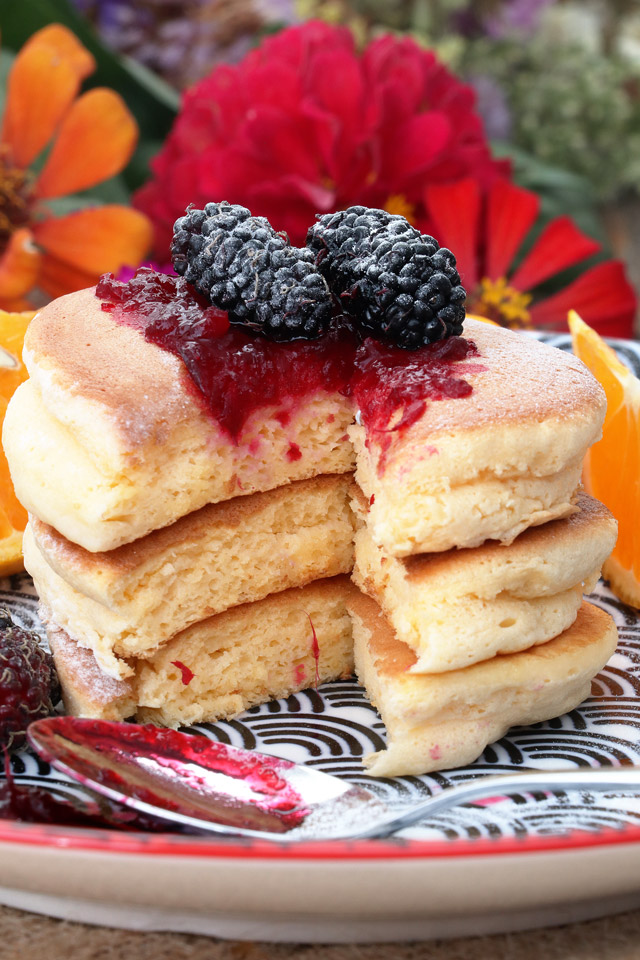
<box><xmin>4</xmin><ymin>289</ymin><xmax>619</xmax><ymax>776</ymax></box>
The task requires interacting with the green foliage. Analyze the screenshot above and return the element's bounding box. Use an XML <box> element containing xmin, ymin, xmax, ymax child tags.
<box><xmin>455</xmin><ymin>36</ymin><xmax>640</xmax><ymax>203</ymax></box>
<box><xmin>492</xmin><ymin>144</ymin><xmax>606</xmax><ymax>245</ymax></box>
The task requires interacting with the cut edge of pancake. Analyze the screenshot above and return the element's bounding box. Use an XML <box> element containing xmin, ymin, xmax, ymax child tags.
<box><xmin>349</xmin><ymin>594</ymin><xmax>618</xmax><ymax>777</ymax></box>
<box><xmin>43</xmin><ymin>576</ymin><xmax>357</xmax><ymax>727</ymax></box>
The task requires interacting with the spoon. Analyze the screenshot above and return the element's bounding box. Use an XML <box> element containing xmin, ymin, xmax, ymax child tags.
<box><xmin>27</xmin><ymin>717</ymin><xmax>640</xmax><ymax>842</ymax></box>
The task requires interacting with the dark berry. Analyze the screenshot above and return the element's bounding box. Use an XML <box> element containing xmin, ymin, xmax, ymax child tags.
<box><xmin>0</xmin><ymin>608</ymin><xmax>60</xmax><ymax>751</ymax></box>
<box><xmin>171</xmin><ymin>202</ymin><xmax>333</xmax><ymax>342</ymax></box>
<box><xmin>306</xmin><ymin>206</ymin><xmax>466</xmax><ymax>349</ymax></box>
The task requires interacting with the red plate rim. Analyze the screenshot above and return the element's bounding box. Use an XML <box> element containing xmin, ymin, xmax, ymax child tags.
<box><xmin>2</xmin><ymin>818</ymin><xmax>640</xmax><ymax>860</ymax></box>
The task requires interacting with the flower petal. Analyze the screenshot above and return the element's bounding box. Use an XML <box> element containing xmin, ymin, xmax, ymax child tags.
<box><xmin>485</xmin><ymin>180</ymin><xmax>539</xmax><ymax>281</ymax></box>
<box><xmin>384</xmin><ymin>111</ymin><xmax>451</xmax><ymax>183</ymax></box>
<box><xmin>0</xmin><ymin>229</ymin><xmax>41</xmax><ymax>301</ymax></box>
<box><xmin>425</xmin><ymin>178</ymin><xmax>481</xmax><ymax>290</ymax></box>
<box><xmin>33</xmin><ymin>206</ymin><xmax>153</xmax><ymax>275</ymax></box>
<box><xmin>37</xmin><ymin>254</ymin><xmax>101</xmax><ymax>301</ymax></box>
<box><xmin>510</xmin><ymin>216</ymin><xmax>600</xmax><ymax>292</ymax></box>
<box><xmin>23</xmin><ymin>24</ymin><xmax>95</xmax><ymax>78</ymax></box>
<box><xmin>529</xmin><ymin>260</ymin><xmax>637</xmax><ymax>338</ymax></box>
<box><xmin>35</xmin><ymin>89</ymin><xmax>138</xmax><ymax>199</ymax></box>
<box><xmin>1</xmin><ymin>26</ymin><xmax>95</xmax><ymax>168</ymax></box>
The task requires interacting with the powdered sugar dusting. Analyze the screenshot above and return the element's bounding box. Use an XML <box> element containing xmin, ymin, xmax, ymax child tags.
<box><xmin>41</xmin><ymin>608</ymin><xmax>132</xmax><ymax>705</ymax></box>
<box><xmin>286</xmin><ymin>786</ymin><xmax>390</xmax><ymax>841</ymax></box>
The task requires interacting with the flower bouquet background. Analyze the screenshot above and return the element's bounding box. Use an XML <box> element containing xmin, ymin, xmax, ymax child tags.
<box><xmin>0</xmin><ymin>0</ymin><xmax>637</xmax><ymax>337</ymax></box>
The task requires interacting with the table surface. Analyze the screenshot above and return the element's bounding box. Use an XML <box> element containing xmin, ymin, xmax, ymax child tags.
<box><xmin>3</xmin><ymin>904</ymin><xmax>640</xmax><ymax>960</ymax></box>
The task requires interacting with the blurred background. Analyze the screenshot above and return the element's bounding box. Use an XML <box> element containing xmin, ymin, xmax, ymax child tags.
<box><xmin>0</xmin><ymin>0</ymin><xmax>638</xmax><ymax>336</ymax></box>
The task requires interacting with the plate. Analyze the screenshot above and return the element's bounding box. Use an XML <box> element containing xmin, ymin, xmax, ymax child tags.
<box><xmin>1</xmin><ymin>334</ymin><xmax>639</xmax><ymax>943</ymax></box>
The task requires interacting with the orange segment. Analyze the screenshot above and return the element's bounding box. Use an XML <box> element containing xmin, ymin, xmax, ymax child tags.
<box><xmin>0</xmin><ymin>309</ymin><xmax>35</xmax><ymax>575</ymax></box>
<box><xmin>0</xmin><ymin>229</ymin><xmax>41</xmax><ymax>303</ymax></box>
<box><xmin>568</xmin><ymin>309</ymin><xmax>640</xmax><ymax>608</ymax></box>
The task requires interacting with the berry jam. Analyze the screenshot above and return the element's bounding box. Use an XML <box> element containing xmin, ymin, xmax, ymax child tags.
<box><xmin>1</xmin><ymin>756</ymin><xmax>171</xmax><ymax>831</ymax></box>
<box><xmin>96</xmin><ymin>269</ymin><xmax>480</xmax><ymax>465</ymax></box>
<box><xmin>97</xmin><ymin>270</ymin><xmax>356</xmax><ymax>442</ymax></box>
<box><xmin>30</xmin><ymin>717</ymin><xmax>309</xmax><ymax>833</ymax></box>
<box><xmin>306</xmin><ymin>614</ymin><xmax>320</xmax><ymax>688</ymax></box>
<box><xmin>348</xmin><ymin>336</ymin><xmax>481</xmax><ymax>469</ymax></box>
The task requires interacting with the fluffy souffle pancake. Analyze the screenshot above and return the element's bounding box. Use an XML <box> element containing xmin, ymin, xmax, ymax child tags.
<box><xmin>24</xmin><ymin>474</ymin><xmax>355</xmax><ymax>677</ymax></box>
<box><xmin>349</xmin><ymin>592</ymin><xmax>618</xmax><ymax>777</ymax></box>
<box><xmin>352</xmin><ymin>492</ymin><xmax>617</xmax><ymax>672</ymax></box>
<box><xmin>4</xmin><ymin>297</ymin><xmax>604</xmax><ymax>558</ymax></box>
<box><xmin>351</xmin><ymin>319</ymin><xmax>606</xmax><ymax>557</ymax></box>
<box><xmin>4</xmin><ymin>287</ymin><xmax>355</xmax><ymax>552</ymax></box>
<box><xmin>43</xmin><ymin>576</ymin><xmax>357</xmax><ymax>727</ymax></box>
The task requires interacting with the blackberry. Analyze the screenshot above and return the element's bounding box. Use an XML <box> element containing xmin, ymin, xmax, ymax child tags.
<box><xmin>0</xmin><ymin>608</ymin><xmax>59</xmax><ymax>751</ymax></box>
<box><xmin>307</xmin><ymin>206</ymin><xmax>466</xmax><ymax>349</ymax></box>
<box><xmin>171</xmin><ymin>202</ymin><xmax>333</xmax><ymax>342</ymax></box>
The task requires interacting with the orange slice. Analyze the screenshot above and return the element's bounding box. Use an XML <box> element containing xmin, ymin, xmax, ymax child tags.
<box><xmin>568</xmin><ymin>310</ymin><xmax>640</xmax><ymax>608</ymax></box>
<box><xmin>0</xmin><ymin>309</ymin><xmax>35</xmax><ymax>575</ymax></box>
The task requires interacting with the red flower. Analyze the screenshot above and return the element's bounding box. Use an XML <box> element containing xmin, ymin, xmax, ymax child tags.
<box><xmin>135</xmin><ymin>21</ymin><xmax>508</xmax><ymax>254</ymax></box>
<box><xmin>425</xmin><ymin>177</ymin><xmax>636</xmax><ymax>338</ymax></box>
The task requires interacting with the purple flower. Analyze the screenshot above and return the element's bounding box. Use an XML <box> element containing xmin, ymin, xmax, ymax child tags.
<box><xmin>469</xmin><ymin>74</ymin><xmax>512</xmax><ymax>141</ymax></box>
<box><xmin>485</xmin><ymin>0</ymin><xmax>555</xmax><ymax>38</ymax></box>
<box><xmin>70</xmin><ymin>0</ymin><xmax>298</xmax><ymax>88</ymax></box>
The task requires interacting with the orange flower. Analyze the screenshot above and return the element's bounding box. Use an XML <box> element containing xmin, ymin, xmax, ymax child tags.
<box><xmin>0</xmin><ymin>24</ymin><xmax>152</xmax><ymax>309</ymax></box>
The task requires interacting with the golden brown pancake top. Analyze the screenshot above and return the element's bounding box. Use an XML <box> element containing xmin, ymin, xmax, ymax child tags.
<box><xmin>397</xmin><ymin>318</ymin><xmax>605</xmax><ymax>443</ymax></box>
<box><xmin>24</xmin><ymin>287</ymin><xmax>202</xmax><ymax>446</ymax></box>
<box><xmin>352</xmin><ymin>590</ymin><xmax>613</xmax><ymax>681</ymax></box>
<box><xmin>24</xmin><ymin>292</ymin><xmax>604</xmax><ymax>454</ymax></box>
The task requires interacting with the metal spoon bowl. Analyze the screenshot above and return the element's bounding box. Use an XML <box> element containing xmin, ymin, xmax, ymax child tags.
<box><xmin>26</xmin><ymin>717</ymin><xmax>640</xmax><ymax>842</ymax></box>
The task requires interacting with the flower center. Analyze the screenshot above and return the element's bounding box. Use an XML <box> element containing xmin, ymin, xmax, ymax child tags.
<box><xmin>469</xmin><ymin>276</ymin><xmax>533</xmax><ymax>329</ymax></box>
<box><xmin>0</xmin><ymin>152</ymin><xmax>33</xmax><ymax>252</ymax></box>
<box><xmin>384</xmin><ymin>194</ymin><xmax>417</xmax><ymax>226</ymax></box>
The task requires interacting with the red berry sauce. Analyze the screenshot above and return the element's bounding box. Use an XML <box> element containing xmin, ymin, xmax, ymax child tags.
<box><xmin>0</xmin><ymin>755</ymin><xmax>173</xmax><ymax>832</ymax></box>
<box><xmin>97</xmin><ymin>270</ymin><xmax>357</xmax><ymax>443</ymax></box>
<box><xmin>96</xmin><ymin>269</ymin><xmax>480</xmax><ymax>471</ymax></box>
<box><xmin>306</xmin><ymin>614</ymin><xmax>320</xmax><ymax>689</ymax></box>
<box><xmin>348</xmin><ymin>336</ymin><xmax>481</xmax><ymax>469</ymax></box>
<box><xmin>30</xmin><ymin>717</ymin><xmax>309</xmax><ymax>834</ymax></box>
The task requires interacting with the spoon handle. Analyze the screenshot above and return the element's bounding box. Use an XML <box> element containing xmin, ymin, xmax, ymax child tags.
<box><xmin>353</xmin><ymin>765</ymin><xmax>640</xmax><ymax>840</ymax></box>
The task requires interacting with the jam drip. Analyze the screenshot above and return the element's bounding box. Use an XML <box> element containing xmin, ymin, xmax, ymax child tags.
<box><xmin>348</xmin><ymin>336</ymin><xmax>479</xmax><ymax>468</ymax></box>
<box><xmin>97</xmin><ymin>270</ymin><xmax>356</xmax><ymax>442</ymax></box>
<box><xmin>1</xmin><ymin>756</ymin><xmax>172</xmax><ymax>832</ymax></box>
<box><xmin>97</xmin><ymin>270</ymin><xmax>479</xmax><ymax>467</ymax></box>
<box><xmin>32</xmin><ymin>718</ymin><xmax>309</xmax><ymax>833</ymax></box>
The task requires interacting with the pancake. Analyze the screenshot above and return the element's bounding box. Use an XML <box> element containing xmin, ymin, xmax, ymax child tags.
<box><xmin>349</xmin><ymin>592</ymin><xmax>618</xmax><ymax>777</ymax></box>
<box><xmin>4</xmin><ymin>288</ymin><xmax>355</xmax><ymax>552</ymax></box>
<box><xmin>43</xmin><ymin>576</ymin><xmax>357</xmax><ymax>727</ymax></box>
<box><xmin>352</xmin><ymin>491</ymin><xmax>617</xmax><ymax>672</ymax></box>
<box><xmin>5</xmin><ymin>281</ymin><xmax>614</xmax><ymax>764</ymax></box>
<box><xmin>350</xmin><ymin>320</ymin><xmax>606</xmax><ymax>557</ymax></box>
<box><xmin>25</xmin><ymin>474</ymin><xmax>355</xmax><ymax>678</ymax></box>
<box><xmin>4</xmin><ymin>299</ymin><xmax>603</xmax><ymax>559</ymax></box>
